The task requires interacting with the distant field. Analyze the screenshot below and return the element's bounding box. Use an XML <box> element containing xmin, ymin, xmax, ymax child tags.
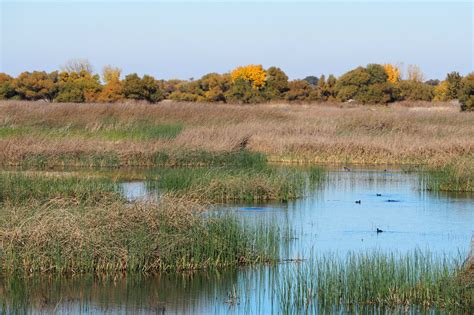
<box><xmin>0</xmin><ymin>100</ymin><xmax>472</xmax><ymax>167</ymax></box>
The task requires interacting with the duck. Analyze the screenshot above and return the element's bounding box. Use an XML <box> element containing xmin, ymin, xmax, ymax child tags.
<box><xmin>355</xmin><ymin>200</ymin><xmax>361</xmax><ymax>204</ymax></box>
<box><xmin>376</xmin><ymin>228</ymin><xmax>383</xmax><ymax>233</ymax></box>
<box><xmin>343</xmin><ymin>167</ymin><xmax>351</xmax><ymax>172</ymax></box>
<box><xmin>376</xmin><ymin>193</ymin><xmax>382</xmax><ymax>196</ymax></box>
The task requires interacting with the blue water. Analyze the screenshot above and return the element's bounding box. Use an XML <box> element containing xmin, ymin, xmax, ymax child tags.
<box><xmin>229</xmin><ymin>170</ymin><xmax>473</xmax><ymax>258</ymax></box>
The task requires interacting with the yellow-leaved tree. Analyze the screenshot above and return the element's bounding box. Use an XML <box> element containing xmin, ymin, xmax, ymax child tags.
<box><xmin>231</xmin><ymin>64</ymin><xmax>266</xmax><ymax>89</ymax></box>
<box><xmin>433</xmin><ymin>81</ymin><xmax>449</xmax><ymax>101</ymax></box>
<box><xmin>383</xmin><ymin>64</ymin><xmax>401</xmax><ymax>83</ymax></box>
<box><xmin>98</xmin><ymin>66</ymin><xmax>123</xmax><ymax>103</ymax></box>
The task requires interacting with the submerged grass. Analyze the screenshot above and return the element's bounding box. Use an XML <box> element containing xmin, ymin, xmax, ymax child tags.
<box><xmin>146</xmin><ymin>165</ymin><xmax>325</xmax><ymax>203</ymax></box>
<box><xmin>0</xmin><ymin>197</ymin><xmax>282</xmax><ymax>275</ymax></box>
<box><xmin>421</xmin><ymin>157</ymin><xmax>474</xmax><ymax>192</ymax></box>
<box><xmin>277</xmin><ymin>251</ymin><xmax>473</xmax><ymax>313</ymax></box>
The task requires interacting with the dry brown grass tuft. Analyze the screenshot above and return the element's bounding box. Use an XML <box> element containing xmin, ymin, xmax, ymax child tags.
<box><xmin>0</xmin><ymin>195</ymin><xmax>280</xmax><ymax>274</ymax></box>
<box><xmin>0</xmin><ymin>100</ymin><xmax>472</xmax><ymax>166</ymax></box>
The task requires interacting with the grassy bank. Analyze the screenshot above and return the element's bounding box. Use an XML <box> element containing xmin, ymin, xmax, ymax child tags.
<box><xmin>0</xmin><ymin>197</ymin><xmax>282</xmax><ymax>274</ymax></box>
<box><xmin>0</xmin><ymin>172</ymin><xmax>123</xmax><ymax>205</ymax></box>
<box><xmin>0</xmin><ymin>101</ymin><xmax>472</xmax><ymax>167</ymax></box>
<box><xmin>277</xmin><ymin>251</ymin><xmax>473</xmax><ymax>312</ymax></box>
<box><xmin>147</xmin><ymin>166</ymin><xmax>324</xmax><ymax>203</ymax></box>
<box><xmin>421</xmin><ymin>157</ymin><xmax>474</xmax><ymax>192</ymax></box>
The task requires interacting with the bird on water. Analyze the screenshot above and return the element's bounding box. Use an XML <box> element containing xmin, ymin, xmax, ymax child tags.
<box><xmin>376</xmin><ymin>228</ymin><xmax>383</xmax><ymax>233</ymax></box>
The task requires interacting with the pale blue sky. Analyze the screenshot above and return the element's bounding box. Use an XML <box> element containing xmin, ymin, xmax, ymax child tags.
<box><xmin>1</xmin><ymin>1</ymin><xmax>472</xmax><ymax>80</ymax></box>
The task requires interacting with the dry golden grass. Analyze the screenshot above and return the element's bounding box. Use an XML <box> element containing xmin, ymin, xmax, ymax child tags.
<box><xmin>0</xmin><ymin>100</ymin><xmax>472</xmax><ymax>166</ymax></box>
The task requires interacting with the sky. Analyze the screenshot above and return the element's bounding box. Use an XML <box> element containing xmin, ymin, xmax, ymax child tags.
<box><xmin>0</xmin><ymin>1</ymin><xmax>472</xmax><ymax>80</ymax></box>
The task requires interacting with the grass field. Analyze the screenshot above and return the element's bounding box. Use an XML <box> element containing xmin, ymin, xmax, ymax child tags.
<box><xmin>0</xmin><ymin>101</ymin><xmax>472</xmax><ymax>167</ymax></box>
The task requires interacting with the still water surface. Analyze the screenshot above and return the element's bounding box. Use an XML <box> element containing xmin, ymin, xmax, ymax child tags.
<box><xmin>2</xmin><ymin>167</ymin><xmax>473</xmax><ymax>314</ymax></box>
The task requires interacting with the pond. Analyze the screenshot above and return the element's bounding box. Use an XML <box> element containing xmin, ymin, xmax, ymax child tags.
<box><xmin>1</xmin><ymin>167</ymin><xmax>473</xmax><ymax>314</ymax></box>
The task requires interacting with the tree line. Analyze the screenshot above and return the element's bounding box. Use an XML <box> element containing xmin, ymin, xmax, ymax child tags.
<box><xmin>0</xmin><ymin>60</ymin><xmax>472</xmax><ymax>111</ymax></box>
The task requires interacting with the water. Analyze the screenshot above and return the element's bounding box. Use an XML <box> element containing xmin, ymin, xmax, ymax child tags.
<box><xmin>1</xmin><ymin>167</ymin><xmax>473</xmax><ymax>314</ymax></box>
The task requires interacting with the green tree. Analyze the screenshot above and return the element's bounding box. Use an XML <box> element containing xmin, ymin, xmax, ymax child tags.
<box><xmin>123</xmin><ymin>74</ymin><xmax>163</xmax><ymax>103</ymax></box>
<box><xmin>334</xmin><ymin>67</ymin><xmax>371</xmax><ymax>101</ymax></box>
<box><xmin>366</xmin><ymin>64</ymin><xmax>388</xmax><ymax>84</ymax></box>
<box><xmin>265</xmin><ymin>67</ymin><xmax>289</xmax><ymax>99</ymax></box>
<box><xmin>335</xmin><ymin>65</ymin><xmax>397</xmax><ymax>103</ymax></box>
<box><xmin>12</xmin><ymin>71</ymin><xmax>58</xmax><ymax>101</ymax></box>
<box><xmin>303</xmin><ymin>76</ymin><xmax>319</xmax><ymax>86</ymax></box>
<box><xmin>445</xmin><ymin>71</ymin><xmax>463</xmax><ymax>100</ymax></box>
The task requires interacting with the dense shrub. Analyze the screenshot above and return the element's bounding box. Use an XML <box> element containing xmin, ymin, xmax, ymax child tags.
<box><xmin>55</xmin><ymin>71</ymin><xmax>101</xmax><ymax>103</ymax></box>
<box><xmin>285</xmin><ymin>80</ymin><xmax>313</xmax><ymax>101</ymax></box>
<box><xmin>12</xmin><ymin>71</ymin><xmax>58</xmax><ymax>101</ymax></box>
<box><xmin>169</xmin><ymin>91</ymin><xmax>202</xmax><ymax>102</ymax></box>
<box><xmin>199</xmin><ymin>73</ymin><xmax>230</xmax><ymax>102</ymax></box>
<box><xmin>123</xmin><ymin>74</ymin><xmax>163</xmax><ymax>103</ymax></box>
<box><xmin>0</xmin><ymin>73</ymin><xmax>16</xmax><ymax>100</ymax></box>
<box><xmin>225</xmin><ymin>78</ymin><xmax>267</xmax><ymax>104</ymax></box>
<box><xmin>397</xmin><ymin>80</ymin><xmax>434</xmax><ymax>101</ymax></box>
<box><xmin>265</xmin><ymin>67</ymin><xmax>289</xmax><ymax>100</ymax></box>
<box><xmin>355</xmin><ymin>82</ymin><xmax>399</xmax><ymax>104</ymax></box>
<box><xmin>334</xmin><ymin>65</ymin><xmax>395</xmax><ymax>103</ymax></box>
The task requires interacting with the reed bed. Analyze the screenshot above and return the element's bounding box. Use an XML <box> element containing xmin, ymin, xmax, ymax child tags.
<box><xmin>277</xmin><ymin>251</ymin><xmax>473</xmax><ymax>313</ymax></box>
<box><xmin>0</xmin><ymin>101</ymin><xmax>472</xmax><ymax>167</ymax></box>
<box><xmin>0</xmin><ymin>197</ymin><xmax>282</xmax><ymax>275</ymax></box>
<box><xmin>421</xmin><ymin>157</ymin><xmax>474</xmax><ymax>192</ymax></box>
<box><xmin>147</xmin><ymin>166</ymin><xmax>324</xmax><ymax>203</ymax></box>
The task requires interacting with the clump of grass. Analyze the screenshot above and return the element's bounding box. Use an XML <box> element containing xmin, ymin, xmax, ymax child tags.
<box><xmin>146</xmin><ymin>166</ymin><xmax>324</xmax><ymax>203</ymax></box>
<box><xmin>277</xmin><ymin>251</ymin><xmax>472</xmax><ymax>312</ymax></box>
<box><xmin>421</xmin><ymin>157</ymin><xmax>474</xmax><ymax>192</ymax></box>
<box><xmin>98</xmin><ymin>124</ymin><xmax>183</xmax><ymax>140</ymax></box>
<box><xmin>151</xmin><ymin>150</ymin><xmax>267</xmax><ymax>168</ymax></box>
<box><xmin>0</xmin><ymin>197</ymin><xmax>282</xmax><ymax>275</ymax></box>
<box><xmin>0</xmin><ymin>172</ymin><xmax>123</xmax><ymax>205</ymax></box>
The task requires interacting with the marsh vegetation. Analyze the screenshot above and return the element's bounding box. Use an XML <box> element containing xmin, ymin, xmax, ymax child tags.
<box><xmin>0</xmin><ymin>102</ymin><xmax>472</xmax><ymax>313</ymax></box>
